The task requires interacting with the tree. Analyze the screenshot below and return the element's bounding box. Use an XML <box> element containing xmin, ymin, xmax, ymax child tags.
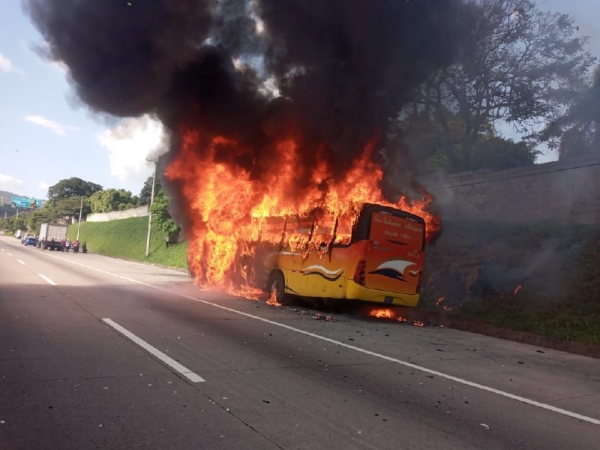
<box><xmin>395</xmin><ymin>108</ymin><xmax>538</xmax><ymax>173</ymax></box>
<box><xmin>139</xmin><ymin>176</ymin><xmax>161</xmax><ymax>206</ymax></box>
<box><xmin>471</xmin><ymin>135</ymin><xmax>537</xmax><ymax>170</ymax></box>
<box><xmin>150</xmin><ymin>188</ymin><xmax>180</xmax><ymax>240</ymax></box>
<box><xmin>402</xmin><ymin>0</ymin><xmax>595</xmax><ymax>171</ymax></box>
<box><xmin>53</xmin><ymin>197</ymin><xmax>91</xmax><ymax>219</ymax></box>
<box><xmin>0</xmin><ymin>214</ymin><xmax>27</xmax><ymax>234</ymax></box>
<box><xmin>27</xmin><ymin>206</ymin><xmax>60</xmax><ymax>234</ymax></box>
<box><xmin>0</xmin><ymin>217</ymin><xmax>9</xmax><ymax>232</ymax></box>
<box><xmin>89</xmin><ymin>189</ymin><xmax>136</xmax><ymax>213</ymax></box>
<box><xmin>47</xmin><ymin>178</ymin><xmax>102</xmax><ymax>201</ymax></box>
<box><xmin>23</xmin><ymin>197</ymin><xmax>90</xmax><ymax>232</ymax></box>
<box><xmin>542</xmin><ymin>66</ymin><xmax>600</xmax><ymax>159</ymax></box>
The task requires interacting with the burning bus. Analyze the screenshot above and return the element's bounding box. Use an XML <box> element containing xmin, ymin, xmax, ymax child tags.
<box><xmin>245</xmin><ymin>203</ymin><xmax>426</xmax><ymax>306</ymax></box>
<box><xmin>169</xmin><ymin>134</ymin><xmax>440</xmax><ymax>306</ymax></box>
<box><xmin>25</xmin><ymin>0</ymin><xmax>458</xmax><ymax>307</ymax></box>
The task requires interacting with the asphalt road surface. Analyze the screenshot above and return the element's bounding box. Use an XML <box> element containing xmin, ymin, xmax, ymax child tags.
<box><xmin>1</xmin><ymin>235</ymin><xmax>599</xmax><ymax>449</ymax></box>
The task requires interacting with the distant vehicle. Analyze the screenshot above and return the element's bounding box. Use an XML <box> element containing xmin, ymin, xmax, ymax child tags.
<box><xmin>15</xmin><ymin>230</ymin><xmax>24</xmax><ymax>239</ymax></box>
<box><xmin>24</xmin><ymin>237</ymin><xmax>37</xmax><ymax>246</ymax></box>
<box><xmin>39</xmin><ymin>223</ymin><xmax>68</xmax><ymax>243</ymax></box>
<box><xmin>21</xmin><ymin>233</ymin><xmax>35</xmax><ymax>244</ymax></box>
<box><xmin>42</xmin><ymin>240</ymin><xmax>63</xmax><ymax>251</ymax></box>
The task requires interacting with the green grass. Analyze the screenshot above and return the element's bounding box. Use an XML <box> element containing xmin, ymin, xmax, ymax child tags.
<box><xmin>67</xmin><ymin>217</ymin><xmax>188</xmax><ymax>269</ymax></box>
<box><xmin>420</xmin><ymin>222</ymin><xmax>600</xmax><ymax>345</ymax></box>
<box><xmin>450</xmin><ymin>295</ymin><xmax>600</xmax><ymax>345</ymax></box>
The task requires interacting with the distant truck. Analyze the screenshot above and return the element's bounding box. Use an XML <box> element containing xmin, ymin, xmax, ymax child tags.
<box><xmin>15</xmin><ymin>230</ymin><xmax>24</xmax><ymax>239</ymax></box>
<box><xmin>39</xmin><ymin>223</ymin><xmax>68</xmax><ymax>242</ymax></box>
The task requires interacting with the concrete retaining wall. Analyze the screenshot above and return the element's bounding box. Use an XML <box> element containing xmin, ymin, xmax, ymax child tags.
<box><xmin>87</xmin><ymin>205</ymin><xmax>149</xmax><ymax>222</ymax></box>
<box><xmin>420</xmin><ymin>156</ymin><xmax>600</xmax><ymax>224</ymax></box>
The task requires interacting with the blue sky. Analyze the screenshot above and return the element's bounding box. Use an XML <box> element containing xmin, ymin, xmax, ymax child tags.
<box><xmin>0</xmin><ymin>2</ymin><xmax>165</xmax><ymax>200</ymax></box>
<box><xmin>1</xmin><ymin>1</ymin><xmax>598</xmax><ymax>200</ymax></box>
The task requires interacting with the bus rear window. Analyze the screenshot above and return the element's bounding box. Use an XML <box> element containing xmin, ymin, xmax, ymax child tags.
<box><xmin>370</xmin><ymin>212</ymin><xmax>424</xmax><ymax>250</ymax></box>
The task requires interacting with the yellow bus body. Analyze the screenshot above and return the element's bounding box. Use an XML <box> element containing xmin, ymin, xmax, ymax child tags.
<box><xmin>258</xmin><ymin>204</ymin><xmax>425</xmax><ymax>306</ymax></box>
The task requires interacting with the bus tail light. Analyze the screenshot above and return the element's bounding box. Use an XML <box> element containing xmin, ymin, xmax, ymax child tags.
<box><xmin>354</xmin><ymin>259</ymin><xmax>366</xmax><ymax>286</ymax></box>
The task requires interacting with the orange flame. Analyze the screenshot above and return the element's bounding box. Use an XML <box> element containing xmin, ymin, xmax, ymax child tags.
<box><xmin>266</xmin><ymin>291</ymin><xmax>282</xmax><ymax>307</ymax></box>
<box><xmin>367</xmin><ymin>308</ymin><xmax>411</xmax><ymax>325</ymax></box>
<box><xmin>368</xmin><ymin>308</ymin><xmax>395</xmax><ymax>319</ymax></box>
<box><xmin>166</xmin><ymin>131</ymin><xmax>441</xmax><ymax>291</ymax></box>
<box><xmin>513</xmin><ymin>285</ymin><xmax>522</xmax><ymax>295</ymax></box>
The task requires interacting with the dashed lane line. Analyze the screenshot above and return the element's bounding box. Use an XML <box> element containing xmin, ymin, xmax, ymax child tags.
<box><xmin>38</xmin><ymin>274</ymin><xmax>57</xmax><ymax>286</ymax></box>
<box><xmin>17</xmin><ymin>259</ymin><xmax>26</xmax><ymax>265</ymax></box>
<box><xmin>103</xmin><ymin>319</ymin><xmax>205</xmax><ymax>383</ymax></box>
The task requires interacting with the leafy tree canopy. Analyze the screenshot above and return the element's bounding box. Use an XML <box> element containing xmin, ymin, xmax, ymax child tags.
<box><xmin>89</xmin><ymin>189</ymin><xmax>136</xmax><ymax>213</ymax></box>
<box><xmin>139</xmin><ymin>176</ymin><xmax>161</xmax><ymax>206</ymax></box>
<box><xmin>471</xmin><ymin>136</ymin><xmax>538</xmax><ymax>171</ymax></box>
<box><xmin>150</xmin><ymin>188</ymin><xmax>180</xmax><ymax>240</ymax></box>
<box><xmin>399</xmin><ymin>0</ymin><xmax>595</xmax><ymax>173</ymax></box>
<box><xmin>53</xmin><ymin>197</ymin><xmax>91</xmax><ymax>219</ymax></box>
<box><xmin>27</xmin><ymin>207</ymin><xmax>59</xmax><ymax>234</ymax></box>
<box><xmin>47</xmin><ymin>178</ymin><xmax>102</xmax><ymax>201</ymax></box>
<box><xmin>0</xmin><ymin>215</ymin><xmax>27</xmax><ymax>234</ymax></box>
<box><xmin>395</xmin><ymin>108</ymin><xmax>538</xmax><ymax>173</ymax></box>
<box><xmin>542</xmin><ymin>65</ymin><xmax>600</xmax><ymax>160</ymax></box>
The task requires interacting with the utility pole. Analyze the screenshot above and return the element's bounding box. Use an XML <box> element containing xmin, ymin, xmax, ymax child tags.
<box><xmin>145</xmin><ymin>158</ymin><xmax>158</xmax><ymax>257</ymax></box>
<box><xmin>76</xmin><ymin>196</ymin><xmax>84</xmax><ymax>241</ymax></box>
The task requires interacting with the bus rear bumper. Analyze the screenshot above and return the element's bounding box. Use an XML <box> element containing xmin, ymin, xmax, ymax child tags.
<box><xmin>345</xmin><ymin>281</ymin><xmax>420</xmax><ymax>307</ymax></box>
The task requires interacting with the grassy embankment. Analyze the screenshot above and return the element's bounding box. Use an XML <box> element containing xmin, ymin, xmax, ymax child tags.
<box><xmin>420</xmin><ymin>222</ymin><xmax>600</xmax><ymax>345</ymax></box>
<box><xmin>67</xmin><ymin>216</ymin><xmax>187</xmax><ymax>270</ymax></box>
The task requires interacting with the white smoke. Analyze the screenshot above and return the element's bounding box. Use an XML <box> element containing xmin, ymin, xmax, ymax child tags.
<box><xmin>98</xmin><ymin>115</ymin><xmax>168</xmax><ymax>185</ymax></box>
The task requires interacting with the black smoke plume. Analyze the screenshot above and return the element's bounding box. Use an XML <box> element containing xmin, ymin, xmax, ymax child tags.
<box><xmin>25</xmin><ymin>0</ymin><xmax>463</xmax><ymax>193</ymax></box>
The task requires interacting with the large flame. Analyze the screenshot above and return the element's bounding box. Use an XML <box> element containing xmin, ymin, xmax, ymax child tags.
<box><xmin>166</xmin><ymin>130</ymin><xmax>441</xmax><ymax>291</ymax></box>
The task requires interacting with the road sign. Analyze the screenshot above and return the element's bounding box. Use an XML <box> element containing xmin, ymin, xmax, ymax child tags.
<box><xmin>11</xmin><ymin>197</ymin><xmax>43</xmax><ymax>209</ymax></box>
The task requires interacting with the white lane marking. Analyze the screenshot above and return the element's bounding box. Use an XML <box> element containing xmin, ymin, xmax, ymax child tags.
<box><xmin>38</xmin><ymin>274</ymin><xmax>57</xmax><ymax>286</ymax></box>
<box><xmin>102</xmin><ymin>319</ymin><xmax>205</xmax><ymax>383</ymax></box>
<box><xmin>43</xmin><ymin>253</ymin><xmax>600</xmax><ymax>426</ymax></box>
<box><xmin>17</xmin><ymin>260</ymin><xmax>26</xmax><ymax>265</ymax></box>
<box><xmin>7</xmin><ymin>252</ymin><xmax>12</xmax><ymax>256</ymax></box>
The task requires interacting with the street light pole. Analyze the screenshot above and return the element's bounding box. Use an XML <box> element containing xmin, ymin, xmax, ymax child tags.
<box><xmin>145</xmin><ymin>158</ymin><xmax>158</xmax><ymax>257</ymax></box>
<box><xmin>76</xmin><ymin>196</ymin><xmax>84</xmax><ymax>241</ymax></box>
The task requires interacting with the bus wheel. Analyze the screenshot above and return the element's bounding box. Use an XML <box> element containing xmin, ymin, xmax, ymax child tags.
<box><xmin>267</xmin><ymin>271</ymin><xmax>286</xmax><ymax>304</ymax></box>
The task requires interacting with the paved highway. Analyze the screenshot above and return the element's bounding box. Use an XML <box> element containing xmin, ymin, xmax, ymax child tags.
<box><xmin>1</xmin><ymin>235</ymin><xmax>599</xmax><ymax>449</ymax></box>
